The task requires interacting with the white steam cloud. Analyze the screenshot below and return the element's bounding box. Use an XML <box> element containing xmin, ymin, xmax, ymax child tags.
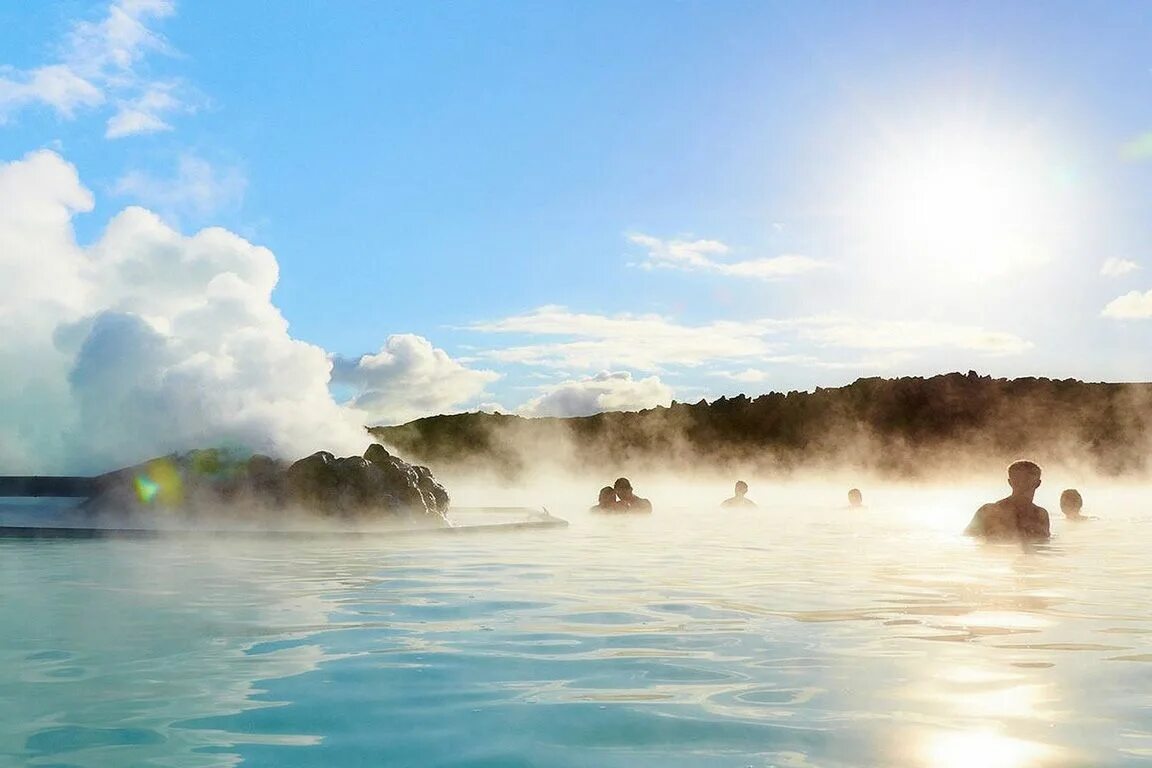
<box><xmin>0</xmin><ymin>150</ymin><xmax>488</xmax><ymax>473</ymax></box>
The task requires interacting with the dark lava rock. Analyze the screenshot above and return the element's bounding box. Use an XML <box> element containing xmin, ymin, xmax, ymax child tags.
<box><xmin>83</xmin><ymin>444</ymin><xmax>449</xmax><ymax>524</ymax></box>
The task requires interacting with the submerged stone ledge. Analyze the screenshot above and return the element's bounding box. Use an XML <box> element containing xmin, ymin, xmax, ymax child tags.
<box><xmin>82</xmin><ymin>443</ymin><xmax>450</xmax><ymax>524</ymax></box>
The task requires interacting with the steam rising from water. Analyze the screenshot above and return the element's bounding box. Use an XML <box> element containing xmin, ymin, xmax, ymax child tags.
<box><xmin>0</xmin><ymin>150</ymin><xmax>368</xmax><ymax>473</ymax></box>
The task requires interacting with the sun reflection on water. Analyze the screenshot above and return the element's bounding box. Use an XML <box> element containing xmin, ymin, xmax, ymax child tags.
<box><xmin>922</xmin><ymin>729</ymin><xmax>1056</xmax><ymax>768</ymax></box>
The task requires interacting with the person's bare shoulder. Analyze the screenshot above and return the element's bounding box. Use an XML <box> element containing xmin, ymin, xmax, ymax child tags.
<box><xmin>965</xmin><ymin>504</ymin><xmax>995</xmax><ymax>535</ymax></box>
<box><xmin>1023</xmin><ymin>504</ymin><xmax>1051</xmax><ymax>537</ymax></box>
<box><xmin>977</xmin><ymin>502</ymin><xmax>1002</xmax><ymax>518</ymax></box>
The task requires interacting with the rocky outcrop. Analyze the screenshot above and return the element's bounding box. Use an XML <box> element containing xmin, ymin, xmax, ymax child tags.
<box><xmin>84</xmin><ymin>444</ymin><xmax>450</xmax><ymax>523</ymax></box>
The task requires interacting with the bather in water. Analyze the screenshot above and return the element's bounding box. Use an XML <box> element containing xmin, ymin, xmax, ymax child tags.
<box><xmin>1060</xmin><ymin>488</ymin><xmax>1095</xmax><ymax>521</ymax></box>
<box><xmin>964</xmin><ymin>460</ymin><xmax>1051</xmax><ymax>540</ymax></box>
<box><xmin>613</xmin><ymin>477</ymin><xmax>652</xmax><ymax>513</ymax></box>
<box><xmin>721</xmin><ymin>480</ymin><xmax>757</xmax><ymax>508</ymax></box>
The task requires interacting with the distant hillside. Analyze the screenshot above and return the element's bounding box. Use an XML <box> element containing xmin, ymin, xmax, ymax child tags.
<box><xmin>369</xmin><ymin>372</ymin><xmax>1152</xmax><ymax>479</ymax></box>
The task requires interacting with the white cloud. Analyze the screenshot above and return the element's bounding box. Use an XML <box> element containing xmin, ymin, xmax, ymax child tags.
<box><xmin>518</xmin><ymin>371</ymin><xmax>673</xmax><ymax>418</ymax></box>
<box><xmin>1102</xmin><ymin>290</ymin><xmax>1152</xmax><ymax>319</ymax></box>
<box><xmin>105</xmin><ymin>85</ymin><xmax>182</xmax><ymax>137</ymax></box>
<box><xmin>799</xmin><ymin>318</ymin><xmax>1033</xmax><ymax>354</ymax></box>
<box><xmin>627</xmin><ymin>232</ymin><xmax>824</xmax><ymax>279</ymax></box>
<box><xmin>1101</xmin><ymin>258</ymin><xmax>1140</xmax><ymax>278</ymax></box>
<box><xmin>0</xmin><ymin>1</ymin><xmax>190</xmax><ymax>137</ymax></box>
<box><xmin>468</xmin><ymin>306</ymin><xmax>1031</xmax><ymax>370</ymax></box>
<box><xmin>469</xmin><ymin>305</ymin><xmax>783</xmax><ymax>370</ymax></box>
<box><xmin>715</xmin><ymin>368</ymin><xmax>771</xmax><ymax>384</ymax></box>
<box><xmin>0</xmin><ymin>65</ymin><xmax>105</xmax><ymax>121</ymax></box>
<box><xmin>65</xmin><ymin>0</ymin><xmax>174</xmax><ymax>76</ymax></box>
<box><xmin>0</xmin><ymin>149</ymin><xmax>369</xmax><ymax>473</ymax></box>
<box><xmin>113</xmin><ymin>154</ymin><xmax>247</xmax><ymax>221</ymax></box>
<box><xmin>331</xmin><ymin>335</ymin><xmax>499</xmax><ymax>426</ymax></box>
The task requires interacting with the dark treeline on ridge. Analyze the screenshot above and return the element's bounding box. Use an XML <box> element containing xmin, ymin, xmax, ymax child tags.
<box><xmin>369</xmin><ymin>372</ymin><xmax>1152</xmax><ymax>479</ymax></box>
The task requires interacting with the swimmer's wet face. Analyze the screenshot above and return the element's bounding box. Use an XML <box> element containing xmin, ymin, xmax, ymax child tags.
<box><xmin>847</xmin><ymin>488</ymin><xmax>863</xmax><ymax>506</ymax></box>
<box><xmin>735</xmin><ymin>481</ymin><xmax>748</xmax><ymax>496</ymax></box>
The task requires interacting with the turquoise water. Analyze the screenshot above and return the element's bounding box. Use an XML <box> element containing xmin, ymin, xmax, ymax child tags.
<box><xmin>2</xmin><ymin>490</ymin><xmax>1151</xmax><ymax>767</ymax></box>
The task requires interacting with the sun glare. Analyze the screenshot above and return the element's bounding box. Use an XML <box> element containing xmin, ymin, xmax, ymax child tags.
<box><xmin>857</xmin><ymin>124</ymin><xmax>1065</xmax><ymax>280</ymax></box>
<box><xmin>923</xmin><ymin>729</ymin><xmax>1054</xmax><ymax>768</ymax></box>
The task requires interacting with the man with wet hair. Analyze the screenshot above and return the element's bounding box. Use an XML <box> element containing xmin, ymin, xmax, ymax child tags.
<box><xmin>721</xmin><ymin>480</ymin><xmax>757</xmax><ymax>508</ymax></box>
<box><xmin>847</xmin><ymin>488</ymin><xmax>864</xmax><ymax>508</ymax></box>
<box><xmin>613</xmin><ymin>477</ymin><xmax>652</xmax><ymax>513</ymax></box>
<box><xmin>1059</xmin><ymin>488</ymin><xmax>1092</xmax><ymax>521</ymax></box>
<box><xmin>964</xmin><ymin>460</ymin><xmax>1050</xmax><ymax>540</ymax></box>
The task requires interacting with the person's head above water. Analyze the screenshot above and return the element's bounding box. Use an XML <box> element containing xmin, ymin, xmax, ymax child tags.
<box><xmin>613</xmin><ymin>477</ymin><xmax>634</xmax><ymax>499</ymax></box>
<box><xmin>1060</xmin><ymin>488</ymin><xmax>1083</xmax><ymax>517</ymax></box>
<box><xmin>847</xmin><ymin>488</ymin><xmax>863</xmax><ymax>507</ymax></box>
<box><xmin>734</xmin><ymin>480</ymin><xmax>748</xmax><ymax>497</ymax></box>
<box><xmin>1007</xmin><ymin>460</ymin><xmax>1042</xmax><ymax>499</ymax></box>
<box><xmin>597</xmin><ymin>486</ymin><xmax>618</xmax><ymax>507</ymax></box>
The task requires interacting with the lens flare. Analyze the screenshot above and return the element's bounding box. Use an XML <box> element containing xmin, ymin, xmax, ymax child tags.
<box><xmin>133</xmin><ymin>474</ymin><xmax>160</xmax><ymax>503</ymax></box>
<box><xmin>132</xmin><ymin>459</ymin><xmax>184</xmax><ymax>507</ymax></box>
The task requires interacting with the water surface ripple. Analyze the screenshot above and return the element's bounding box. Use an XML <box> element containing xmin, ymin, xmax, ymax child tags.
<box><xmin>2</xmin><ymin>498</ymin><xmax>1150</xmax><ymax>767</ymax></box>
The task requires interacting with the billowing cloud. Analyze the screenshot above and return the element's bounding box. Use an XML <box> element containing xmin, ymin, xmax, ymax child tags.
<box><xmin>1102</xmin><ymin>290</ymin><xmax>1152</xmax><ymax>319</ymax></box>
<box><xmin>0</xmin><ymin>1</ymin><xmax>190</xmax><ymax>137</ymax></box>
<box><xmin>0</xmin><ymin>149</ymin><xmax>424</xmax><ymax>473</ymax></box>
<box><xmin>628</xmin><ymin>232</ymin><xmax>824</xmax><ymax>279</ymax></box>
<box><xmin>113</xmin><ymin>154</ymin><xmax>247</xmax><ymax>222</ymax></box>
<box><xmin>518</xmin><ymin>371</ymin><xmax>673</xmax><ymax>418</ymax></box>
<box><xmin>331</xmin><ymin>335</ymin><xmax>499</xmax><ymax>426</ymax></box>
<box><xmin>1101</xmin><ymin>258</ymin><xmax>1139</xmax><ymax>278</ymax></box>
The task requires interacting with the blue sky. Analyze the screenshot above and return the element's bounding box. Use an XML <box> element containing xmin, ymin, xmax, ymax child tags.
<box><xmin>3</xmin><ymin>1</ymin><xmax>1152</xmax><ymax>468</ymax></box>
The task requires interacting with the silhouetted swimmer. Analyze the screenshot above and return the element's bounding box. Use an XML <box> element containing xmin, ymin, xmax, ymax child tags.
<box><xmin>1060</xmin><ymin>488</ymin><xmax>1094</xmax><ymax>521</ymax></box>
<box><xmin>721</xmin><ymin>480</ymin><xmax>757</xmax><ymax>508</ymax></box>
<box><xmin>847</xmin><ymin>488</ymin><xmax>863</xmax><ymax>508</ymax></box>
<box><xmin>964</xmin><ymin>460</ymin><xmax>1051</xmax><ymax>540</ymax></box>
<box><xmin>613</xmin><ymin>477</ymin><xmax>652</xmax><ymax>513</ymax></box>
<box><xmin>590</xmin><ymin>486</ymin><xmax>624</xmax><ymax>513</ymax></box>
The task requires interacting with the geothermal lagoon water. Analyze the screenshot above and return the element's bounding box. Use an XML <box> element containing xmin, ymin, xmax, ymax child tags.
<box><xmin>2</xmin><ymin>486</ymin><xmax>1151</xmax><ymax>767</ymax></box>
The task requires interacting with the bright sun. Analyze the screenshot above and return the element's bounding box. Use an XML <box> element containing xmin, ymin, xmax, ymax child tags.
<box><xmin>857</xmin><ymin>125</ymin><xmax>1065</xmax><ymax>279</ymax></box>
